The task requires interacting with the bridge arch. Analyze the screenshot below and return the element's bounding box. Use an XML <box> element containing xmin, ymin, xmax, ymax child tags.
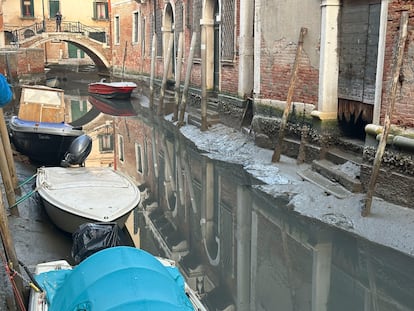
<box><xmin>23</xmin><ymin>34</ymin><xmax>111</xmax><ymax>75</ymax></box>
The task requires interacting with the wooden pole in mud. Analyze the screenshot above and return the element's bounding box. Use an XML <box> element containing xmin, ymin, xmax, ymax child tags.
<box><xmin>0</xmin><ymin>191</ymin><xmax>24</xmax><ymax>307</ymax></box>
<box><xmin>177</xmin><ymin>32</ymin><xmax>197</xmax><ymax>127</ymax></box>
<box><xmin>157</xmin><ymin>36</ymin><xmax>174</xmax><ymax>116</ymax></box>
<box><xmin>272</xmin><ymin>27</ymin><xmax>307</xmax><ymax>162</ymax></box>
<box><xmin>149</xmin><ymin>34</ymin><xmax>157</xmax><ymax>111</ymax></box>
<box><xmin>362</xmin><ymin>11</ymin><xmax>409</xmax><ymax>217</ymax></box>
<box><xmin>0</xmin><ymin>109</ymin><xmax>17</xmax><ymax>189</ymax></box>
<box><xmin>122</xmin><ymin>41</ymin><xmax>128</xmax><ymax>81</ymax></box>
<box><xmin>0</xmin><ymin>135</ymin><xmax>17</xmax><ymax>216</ymax></box>
<box><xmin>173</xmin><ymin>32</ymin><xmax>184</xmax><ymax>121</ymax></box>
<box><xmin>200</xmin><ymin>25</ymin><xmax>208</xmax><ymax>131</ymax></box>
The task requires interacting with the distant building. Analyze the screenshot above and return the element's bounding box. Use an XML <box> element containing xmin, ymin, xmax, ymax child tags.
<box><xmin>1</xmin><ymin>0</ymin><xmax>110</xmax><ymax>64</ymax></box>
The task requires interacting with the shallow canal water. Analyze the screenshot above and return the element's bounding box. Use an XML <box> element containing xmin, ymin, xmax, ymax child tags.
<box><xmin>2</xmin><ymin>64</ymin><xmax>413</xmax><ymax>311</ymax></box>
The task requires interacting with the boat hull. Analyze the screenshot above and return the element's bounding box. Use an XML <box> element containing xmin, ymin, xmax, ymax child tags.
<box><xmin>9</xmin><ymin>116</ymin><xmax>83</xmax><ymax>165</ymax></box>
<box><xmin>88</xmin><ymin>81</ymin><xmax>137</xmax><ymax>99</ymax></box>
<box><xmin>36</xmin><ymin>167</ymin><xmax>141</xmax><ymax>234</ymax></box>
<box><xmin>41</xmin><ymin>198</ymin><xmax>132</xmax><ymax>234</ymax></box>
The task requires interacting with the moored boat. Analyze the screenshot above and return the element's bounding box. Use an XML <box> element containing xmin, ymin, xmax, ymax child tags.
<box><xmin>28</xmin><ymin>246</ymin><xmax>207</xmax><ymax>311</ymax></box>
<box><xmin>9</xmin><ymin>117</ymin><xmax>83</xmax><ymax>165</ymax></box>
<box><xmin>36</xmin><ymin>166</ymin><xmax>141</xmax><ymax>233</ymax></box>
<box><xmin>8</xmin><ymin>85</ymin><xmax>83</xmax><ymax>165</ymax></box>
<box><xmin>88</xmin><ymin>80</ymin><xmax>137</xmax><ymax>99</ymax></box>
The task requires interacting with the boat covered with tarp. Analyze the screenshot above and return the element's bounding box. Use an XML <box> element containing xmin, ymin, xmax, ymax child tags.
<box><xmin>29</xmin><ymin>246</ymin><xmax>205</xmax><ymax>311</ymax></box>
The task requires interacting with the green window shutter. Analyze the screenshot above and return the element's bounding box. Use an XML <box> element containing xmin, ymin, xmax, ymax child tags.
<box><xmin>104</xmin><ymin>3</ymin><xmax>108</xmax><ymax>18</ymax></box>
<box><xmin>49</xmin><ymin>1</ymin><xmax>60</xmax><ymax>18</ymax></box>
<box><xmin>93</xmin><ymin>2</ymin><xmax>97</xmax><ymax>19</ymax></box>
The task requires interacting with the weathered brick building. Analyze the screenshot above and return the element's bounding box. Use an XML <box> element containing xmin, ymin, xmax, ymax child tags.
<box><xmin>110</xmin><ymin>0</ymin><xmax>414</xmax><ymax>207</ymax></box>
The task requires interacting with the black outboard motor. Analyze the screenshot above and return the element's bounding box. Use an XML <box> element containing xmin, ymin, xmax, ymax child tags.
<box><xmin>61</xmin><ymin>134</ymin><xmax>92</xmax><ymax>167</ymax></box>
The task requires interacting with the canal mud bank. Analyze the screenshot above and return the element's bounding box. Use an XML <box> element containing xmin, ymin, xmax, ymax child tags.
<box><xmin>0</xmin><ymin>157</ymin><xmax>73</xmax><ymax>310</ymax></box>
<box><xmin>177</xmin><ymin>121</ymin><xmax>414</xmax><ymax>258</ymax></box>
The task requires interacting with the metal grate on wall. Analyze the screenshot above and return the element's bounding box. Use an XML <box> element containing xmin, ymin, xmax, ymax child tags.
<box><xmin>175</xmin><ymin>0</ymin><xmax>184</xmax><ymax>56</ymax></box>
<box><xmin>221</xmin><ymin>0</ymin><xmax>235</xmax><ymax>61</ymax></box>
<box><xmin>193</xmin><ymin>0</ymin><xmax>202</xmax><ymax>58</ymax></box>
<box><xmin>156</xmin><ymin>9</ymin><xmax>163</xmax><ymax>57</ymax></box>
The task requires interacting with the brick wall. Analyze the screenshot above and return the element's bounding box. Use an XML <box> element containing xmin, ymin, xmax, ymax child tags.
<box><xmin>381</xmin><ymin>1</ymin><xmax>414</xmax><ymax>127</ymax></box>
<box><xmin>259</xmin><ymin>37</ymin><xmax>319</xmax><ymax>106</ymax></box>
<box><xmin>0</xmin><ymin>48</ymin><xmax>44</xmax><ymax>79</ymax></box>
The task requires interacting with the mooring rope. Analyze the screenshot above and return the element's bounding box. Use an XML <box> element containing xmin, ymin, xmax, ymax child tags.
<box><xmin>0</xmin><ymin>252</ymin><xmax>27</xmax><ymax>311</ymax></box>
<box><xmin>9</xmin><ymin>187</ymin><xmax>40</xmax><ymax>210</ymax></box>
<box><xmin>15</xmin><ymin>173</ymin><xmax>37</xmax><ymax>190</ymax></box>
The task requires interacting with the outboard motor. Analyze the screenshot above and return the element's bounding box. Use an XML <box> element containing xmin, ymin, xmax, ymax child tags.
<box><xmin>61</xmin><ymin>134</ymin><xmax>92</xmax><ymax>167</ymax></box>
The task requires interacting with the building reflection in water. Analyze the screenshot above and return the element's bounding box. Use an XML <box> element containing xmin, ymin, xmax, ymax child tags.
<box><xmin>109</xmin><ymin>101</ymin><xmax>414</xmax><ymax>311</ymax></box>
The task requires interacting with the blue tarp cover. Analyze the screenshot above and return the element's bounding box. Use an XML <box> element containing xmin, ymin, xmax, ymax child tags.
<box><xmin>35</xmin><ymin>246</ymin><xmax>194</xmax><ymax>311</ymax></box>
<box><xmin>0</xmin><ymin>74</ymin><xmax>12</xmax><ymax>107</ymax></box>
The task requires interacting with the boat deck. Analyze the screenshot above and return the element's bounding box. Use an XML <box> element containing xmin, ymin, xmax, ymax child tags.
<box><xmin>0</xmin><ymin>160</ymin><xmax>139</xmax><ymax>309</ymax></box>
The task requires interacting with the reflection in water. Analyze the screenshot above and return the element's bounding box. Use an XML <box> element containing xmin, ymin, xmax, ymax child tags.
<box><xmin>88</xmin><ymin>94</ymin><xmax>136</xmax><ymax>117</ymax></box>
<box><xmin>113</xmin><ymin>104</ymin><xmax>414</xmax><ymax>311</ymax></box>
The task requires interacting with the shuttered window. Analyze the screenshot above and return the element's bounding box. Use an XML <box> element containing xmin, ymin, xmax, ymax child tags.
<box><xmin>93</xmin><ymin>0</ymin><xmax>109</xmax><ymax>20</ymax></box>
<box><xmin>49</xmin><ymin>0</ymin><xmax>60</xmax><ymax>18</ymax></box>
<box><xmin>21</xmin><ymin>0</ymin><xmax>34</xmax><ymax>18</ymax></box>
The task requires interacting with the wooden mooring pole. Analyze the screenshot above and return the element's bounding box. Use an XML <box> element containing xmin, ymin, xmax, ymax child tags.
<box><xmin>272</xmin><ymin>27</ymin><xmax>307</xmax><ymax>163</ymax></box>
<box><xmin>149</xmin><ymin>33</ymin><xmax>157</xmax><ymax>111</ymax></box>
<box><xmin>177</xmin><ymin>32</ymin><xmax>197</xmax><ymax>127</ymax></box>
<box><xmin>362</xmin><ymin>11</ymin><xmax>409</xmax><ymax>217</ymax></box>
<box><xmin>157</xmin><ymin>36</ymin><xmax>174</xmax><ymax>116</ymax></box>
<box><xmin>0</xmin><ymin>191</ymin><xmax>24</xmax><ymax>309</ymax></box>
<box><xmin>173</xmin><ymin>32</ymin><xmax>184</xmax><ymax>122</ymax></box>
<box><xmin>0</xmin><ymin>109</ymin><xmax>17</xmax><ymax>189</ymax></box>
<box><xmin>0</xmin><ymin>124</ymin><xmax>17</xmax><ymax>216</ymax></box>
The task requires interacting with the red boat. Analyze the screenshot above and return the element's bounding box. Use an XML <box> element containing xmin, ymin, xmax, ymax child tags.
<box><xmin>88</xmin><ymin>80</ymin><xmax>137</xmax><ymax>99</ymax></box>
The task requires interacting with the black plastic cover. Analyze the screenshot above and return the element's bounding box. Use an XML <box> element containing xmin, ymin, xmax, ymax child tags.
<box><xmin>71</xmin><ymin>222</ymin><xmax>130</xmax><ymax>264</ymax></box>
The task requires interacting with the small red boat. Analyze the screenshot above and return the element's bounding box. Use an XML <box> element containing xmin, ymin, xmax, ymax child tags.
<box><xmin>88</xmin><ymin>80</ymin><xmax>137</xmax><ymax>99</ymax></box>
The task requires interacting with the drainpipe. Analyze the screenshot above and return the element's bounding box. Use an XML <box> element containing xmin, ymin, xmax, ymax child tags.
<box><xmin>372</xmin><ymin>0</ymin><xmax>389</xmax><ymax>125</ymax></box>
<box><xmin>108</xmin><ymin>0</ymin><xmax>112</xmax><ymax>47</ymax></box>
<box><xmin>42</xmin><ymin>0</ymin><xmax>45</xmax><ymax>31</ymax></box>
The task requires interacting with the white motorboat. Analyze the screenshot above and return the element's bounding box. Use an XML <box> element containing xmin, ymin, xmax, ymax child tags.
<box><xmin>36</xmin><ymin>167</ymin><xmax>141</xmax><ymax>233</ymax></box>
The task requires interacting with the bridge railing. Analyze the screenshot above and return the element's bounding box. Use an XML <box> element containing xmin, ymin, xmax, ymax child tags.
<box><xmin>5</xmin><ymin>22</ymin><xmax>45</xmax><ymax>46</ymax></box>
<box><xmin>4</xmin><ymin>20</ymin><xmax>107</xmax><ymax>46</ymax></box>
<box><xmin>60</xmin><ymin>21</ymin><xmax>107</xmax><ymax>43</ymax></box>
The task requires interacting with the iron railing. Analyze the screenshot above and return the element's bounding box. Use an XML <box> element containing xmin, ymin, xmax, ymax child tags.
<box><xmin>4</xmin><ymin>21</ymin><xmax>107</xmax><ymax>46</ymax></box>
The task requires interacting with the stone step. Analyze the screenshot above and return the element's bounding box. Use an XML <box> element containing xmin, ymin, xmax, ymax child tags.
<box><xmin>326</xmin><ymin>147</ymin><xmax>362</xmax><ymax>166</ymax></box>
<box><xmin>312</xmin><ymin>158</ymin><xmax>363</xmax><ymax>193</ymax></box>
<box><xmin>297</xmin><ymin>168</ymin><xmax>352</xmax><ymax>199</ymax></box>
<box><xmin>187</xmin><ymin>107</ymin><xmax>220</xmax><ymax>128</ymax></box>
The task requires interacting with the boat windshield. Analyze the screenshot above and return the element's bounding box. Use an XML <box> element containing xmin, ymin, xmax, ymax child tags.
<box><xmin>22</xmin><ymin>87</ymin><xmax>63</xmax><ymax>106</ymax></box>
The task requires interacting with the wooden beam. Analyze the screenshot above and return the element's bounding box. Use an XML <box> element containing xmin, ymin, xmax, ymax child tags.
<box><xmin>173</xmin><ymin>32</ymin><xmax>184</xmax><ymax>121</ymax></box>
<box><xmin>178</xmin><ymin>32</ymin><xmax>197</xmax><ymax>127</ymax></box>
<box><xmin>0</xmin><ymin>109</ymin><xmax>18</xmax><ymax>189</ymax></box>
<box><xmin>272</xmin><ymin>27</ymin><xmax>307</xmax><ymax>162</ymax></box>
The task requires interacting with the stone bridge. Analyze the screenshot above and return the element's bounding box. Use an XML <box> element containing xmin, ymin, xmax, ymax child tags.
<box><xmin>18</xmin><ymin>32</ymin><xmax>112</xmax><ymax>74</ymax></box>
